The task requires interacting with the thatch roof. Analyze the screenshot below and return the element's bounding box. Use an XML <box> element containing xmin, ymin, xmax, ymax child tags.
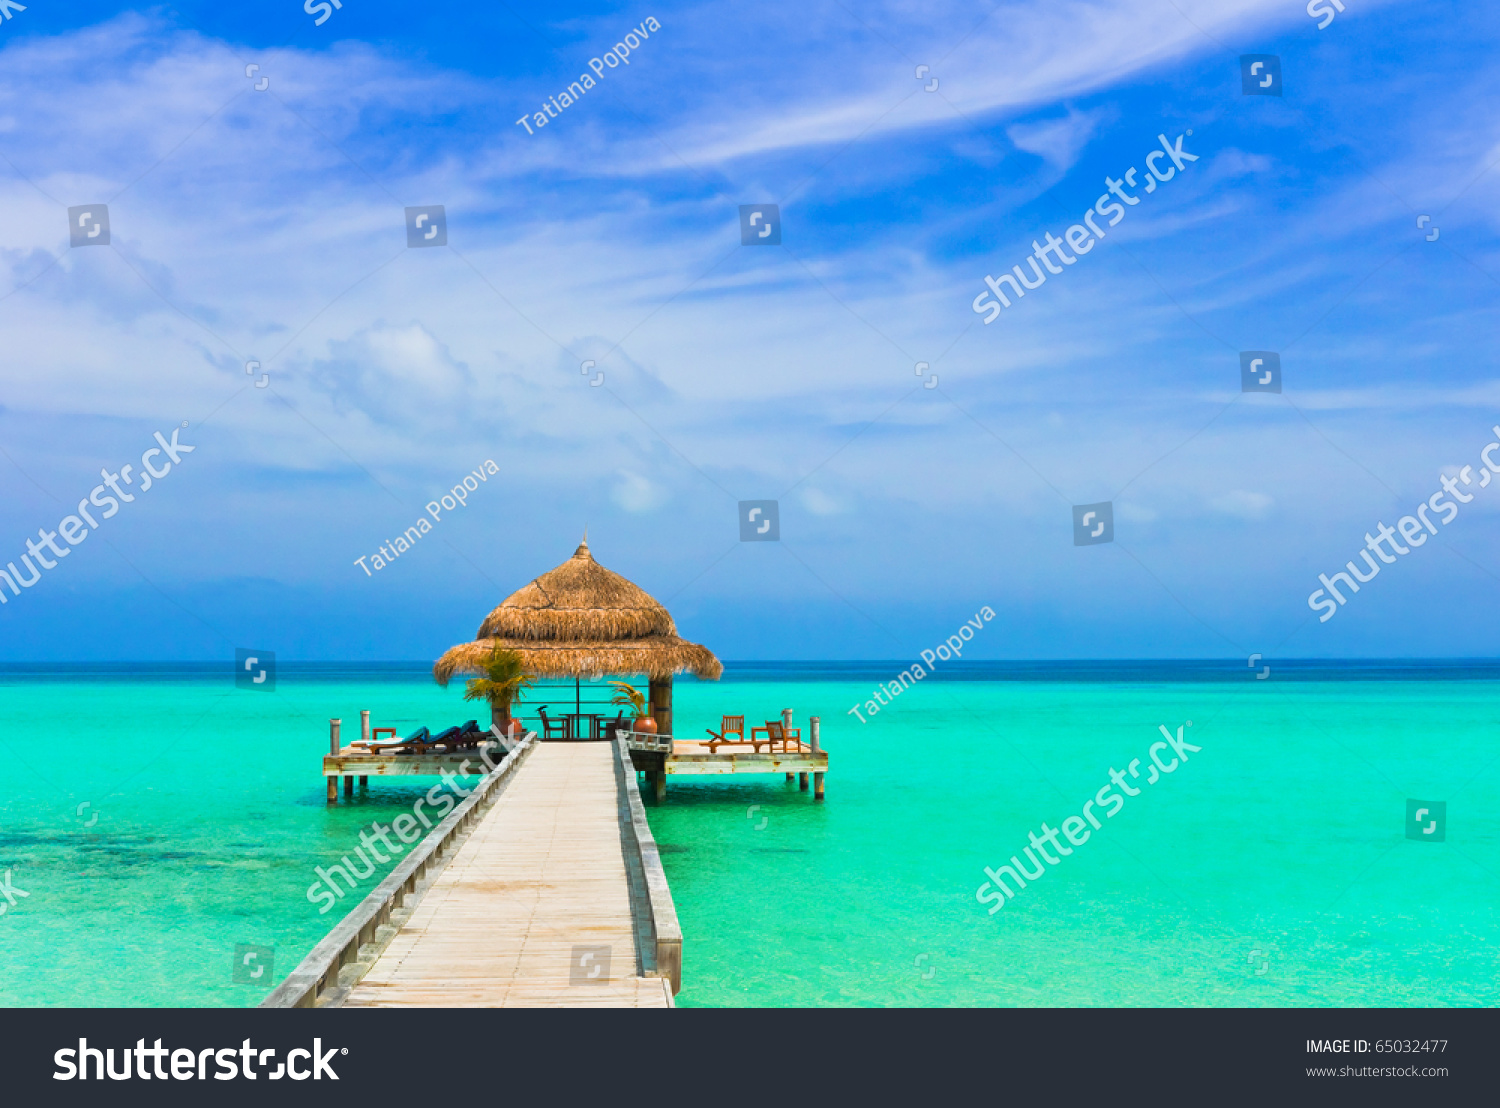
<box><xmin>433</xmin><ymin>539</ymin><xmax>722</xmax><ymax>682</ymax></box>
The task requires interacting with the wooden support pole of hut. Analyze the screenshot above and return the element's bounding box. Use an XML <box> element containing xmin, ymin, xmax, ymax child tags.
<box><xmin>344</xmin><ymin>775</ymin><xmax>354</xmax><ymax>798</ymax></box>
<box><xmin>327</xmin><ymin>719</ymin><xmax>341</xmax><ymax>803</ymax></box>
<box><xmin>650</xmin><ymin>676</ymin><xmax>673</xmax><ymax>739</ymax></box>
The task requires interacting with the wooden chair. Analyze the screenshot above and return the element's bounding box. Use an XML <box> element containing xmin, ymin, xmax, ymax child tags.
<box><xmin>705</xmin><ymin>715</ymin><xmax>747</xmax><ymax>752</ymax></box>
<box><xmin>535</xmin><ymin>707</ymin><xmax>569</xmax><ymax>742</ymax></box>
<box><xmin>750</xmin><ymin>720</ymin><xmax>801</xmax><ymax>753</ymax></box>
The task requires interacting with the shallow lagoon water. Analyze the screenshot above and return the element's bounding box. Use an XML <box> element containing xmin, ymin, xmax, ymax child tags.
<box><xmin>0</xmin><ymin>661</ymin><xmax>1494</xmax><ymax>1007</ymax></box>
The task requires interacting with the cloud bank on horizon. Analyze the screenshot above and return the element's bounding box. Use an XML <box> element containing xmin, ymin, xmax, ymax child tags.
<box><xmin>1</xmin><ymin>0</ymin><xmax>1499</xmax><ymax>662</ymax></box>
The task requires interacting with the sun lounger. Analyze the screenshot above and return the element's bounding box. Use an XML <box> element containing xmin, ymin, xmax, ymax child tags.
<box><xmin>428</xmin><ymin>724</ymin><xmax>463</xmax><ymax>746</ymax></box>
<box><xmin>351</xmin><ymin>725</ymin><xmax>432</xmax><ymax>754</ymax></box>
<box><xmin>706</xmin><ymin>714</ymin><xmax>751</xmax><ymax>752</ymax></box>
<box><xmin>351</xmin><ymin>720</ymin><xmax>488</xmax><ymax>755</ymax></box>
<box><xmin>431</xmin><ymin>720</ymin><xmax>486</xmax><ymax>751</ymax></box>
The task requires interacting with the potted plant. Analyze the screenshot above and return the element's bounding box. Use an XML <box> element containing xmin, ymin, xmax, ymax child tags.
<box><xmin>610</xmin><ymin>681</ymin><xmax>655</xmax><ymax>734</ymax></box>
<box><xmin>438</xmin><ymin>645</ymin><xmax>535</xmax><ymax>738</ymax></box>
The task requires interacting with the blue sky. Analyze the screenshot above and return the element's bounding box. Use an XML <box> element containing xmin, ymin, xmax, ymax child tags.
<box><xmin>2</xmin><ymin>0</ymin><xmax>1499</xmax><ymax>661</ymax></box>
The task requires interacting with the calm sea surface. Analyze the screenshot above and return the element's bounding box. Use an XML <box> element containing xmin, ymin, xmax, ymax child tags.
<box><xmin>0</xmin><ymin>661</ymin><xmax>1495</xmax><ymax>1007</ymax></box>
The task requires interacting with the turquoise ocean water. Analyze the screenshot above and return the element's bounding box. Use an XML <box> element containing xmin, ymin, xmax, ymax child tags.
<box><xmin>0</xmin><ymin>661</ymin><xmax>1495</xmax><ymax>1007</ymax></box>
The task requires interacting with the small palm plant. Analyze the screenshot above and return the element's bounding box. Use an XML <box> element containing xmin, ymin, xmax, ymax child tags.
<box><xmin>609</xmin><ymin>680</ymin><xmax>646</xmax><ymax>714</ymax></box>
<box><xmin>441</xmin><ymin>645</ymin><xmax>534</xmax><ymax>732</ymax></box>
<box><xmin>610</xmin><ymin>681</ymin><xmax>655</xmax><ymax>734</ymax></box>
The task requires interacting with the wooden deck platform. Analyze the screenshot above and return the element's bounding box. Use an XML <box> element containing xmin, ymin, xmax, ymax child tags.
<box><xmin>341</xmin><ymin>742</ymin><xmax>671</xmax><ymax>1008</ymax></box>
<box><xmin>326</xmin><ymin>719</ymin><xmax>831</xmax><ymax>803</ymax></box>
<box><xmin>665</xmin><ymin>741</ymin><xmax>829</xmax><ymax>776</ymax></box>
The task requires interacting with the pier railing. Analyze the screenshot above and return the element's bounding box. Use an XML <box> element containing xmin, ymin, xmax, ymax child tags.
<box><xmin>261</xmin><ymin>736</ymin><xmax>537</xmax><ymax>1008</ymax></box>
<box><xmin>613</xmin><ymin>737</ymin><xmax>683</xmax><ymax>993</ymax></box>
<box><xmin>620</xmin><ymin>729</ymin><xmax>674</xmax><ymax>754</ymax></box>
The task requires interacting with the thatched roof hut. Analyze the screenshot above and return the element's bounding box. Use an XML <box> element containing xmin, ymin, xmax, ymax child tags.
<box><xmin>432</xmin><ymin>538</ymin><xmax>722</xmax><ymax>684</ymax></box>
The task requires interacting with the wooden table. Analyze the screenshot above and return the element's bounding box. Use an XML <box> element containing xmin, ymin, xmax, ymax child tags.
<box><xmin>562</xmin><ymin>713</ymin><xmax>605</xmax><ymax>740</ymax></box>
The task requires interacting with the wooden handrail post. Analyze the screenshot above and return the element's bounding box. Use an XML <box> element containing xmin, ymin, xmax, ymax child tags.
<box><xmin>360</xmin><ymin>709</ymin><xmax>371</xmax><ymax>746</ymax></box>
<box><xmin>810</xmin><ymin>716</ymin><xmax>820</xmax><ymax>753</ymax></box>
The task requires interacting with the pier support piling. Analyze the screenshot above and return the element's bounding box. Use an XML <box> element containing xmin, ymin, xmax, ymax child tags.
<box><xmin>328</xmin><ymin>720</ymin><xmax>341</xmax><ymax>803</ymax></box>
<box><xmin>809</xmin><ymin>717</ymin><xmax>824</xmax><ymax>799</ymax></box>
<box><xmin>786</xmin><ymin>773</ymin><xmax>795</xmax><ymax>782</ymax></box>
<box><xmin>799</xmin><ymin>772</ymin><xmax>809</xmax><ymax>791</ymax></box>
<box><xmin>344</xmin><ymin>775</ymin><xmax>354</xmax><ymax>798</ymax></box>
<box><xmin>651</xmin><ymin>769</ymin><xmax>666</xmax><ymax>803</ymax></box>
<box><xmin>359</xmin><ymin>775</ymin><xmax>368</xmax><ymax>790</ymax></box>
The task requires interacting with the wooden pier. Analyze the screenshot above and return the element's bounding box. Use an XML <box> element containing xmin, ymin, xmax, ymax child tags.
<box><xmin>344</xmin><ymin>741</ymin><xmax>673</xmax><ymax>1007</ymax></box>
<box><xmin>274</xmin><ymin>713</ymin><xmax>828</xmax><ymax>1008</ymax></box>
<box><xmin>267</xmin><ymin>736</ymin><xmax>681</xmax><ymax>1008</ymax></box>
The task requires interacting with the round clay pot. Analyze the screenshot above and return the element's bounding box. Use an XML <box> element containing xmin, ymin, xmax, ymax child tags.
<box><xmin>633</xmin><ymin>716</ymin><xmax>658</xmax><ymax>735</ymax></box>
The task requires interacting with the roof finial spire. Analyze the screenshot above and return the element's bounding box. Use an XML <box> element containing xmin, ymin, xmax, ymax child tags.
<box><xmin>575</xmin><ymin>527</ymin><xmax>591</xmax><ymax>558</ymax></box>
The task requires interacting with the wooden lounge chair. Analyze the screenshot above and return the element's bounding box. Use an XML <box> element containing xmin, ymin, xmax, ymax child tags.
<box><xmin>353</xmin><ymin>725</ymin><xmax>431</xmax><ymax>754</ymax></box>
<box><xmin>428</xmin><ymin>721</ymin><xmax>485</xmax><ymax>752</ymax></box>
<box><xmin>750</xmin><ymin>720</ymin><xmax>801</xmax><ymax>753</ymax></box>
<box><xmin>440</xmin><ymin>720</ymin><xmax>485</xmax><ymax>750</ymax></box>
<box><xmin>705</xmin><ymin>714</ymin><xmax>747</xmax><ymax>752</ymax></box>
